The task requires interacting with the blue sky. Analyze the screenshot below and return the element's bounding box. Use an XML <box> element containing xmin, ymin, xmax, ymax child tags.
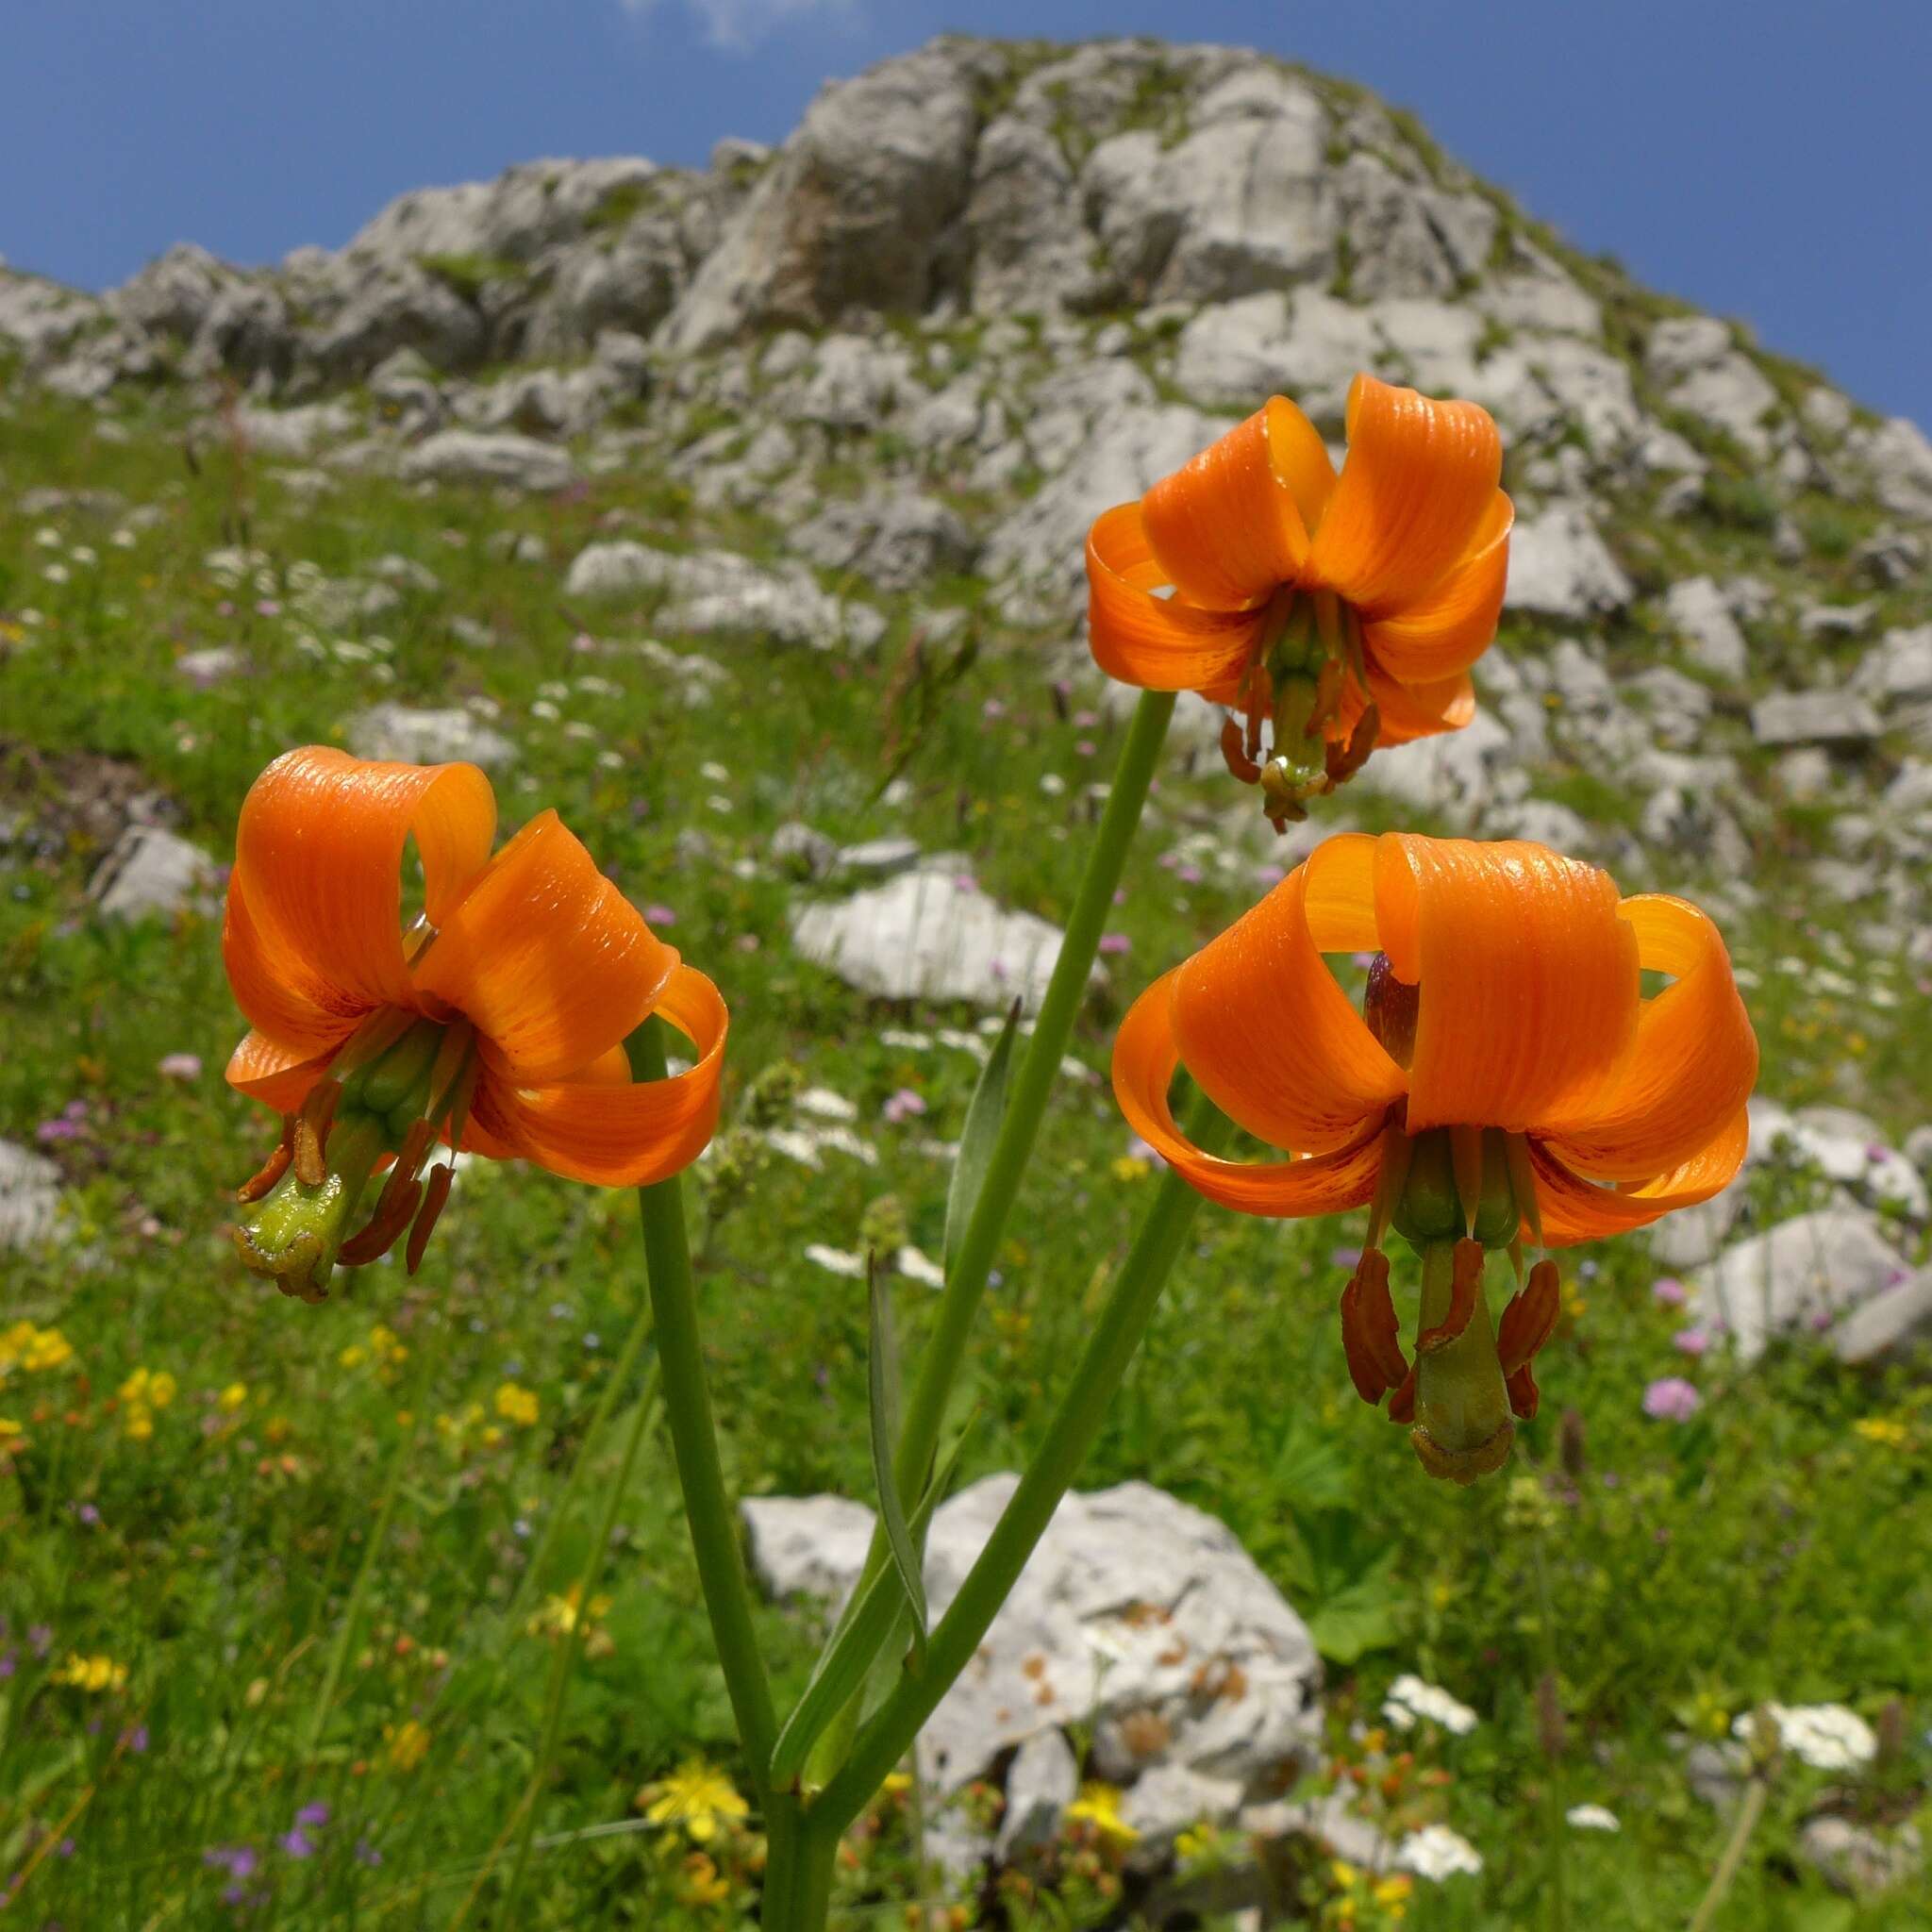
<box><xmin>6</xmin><ymin>1</ymin><xmax>1925</xmax><ymax>426</ymax></box>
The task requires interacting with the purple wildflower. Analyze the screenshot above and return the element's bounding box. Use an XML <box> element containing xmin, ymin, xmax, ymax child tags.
<box><xmin>1643</xmin><ymin>1377</ymin><xmax>1703</xmax><ymax>1422</ymax></box>
<box><xmin>1098</xmin><ymin>933</ymin><xmax>1132</xmax><ymax>957</ymax></box>
<box><xmin>1651</xmin><ymin>1276</ymin><xmax>1689</xmax><ymax>1307</ymax></box>
<box><xmin>882</xmin><ymin>1088</ymin><xmax>927</xmax><ymax>1126</ymax></box>
<box><xmin>1672</xmin><ymin>1327</ymin><xmax>1711</xmax><ymax>1357</ymax></box>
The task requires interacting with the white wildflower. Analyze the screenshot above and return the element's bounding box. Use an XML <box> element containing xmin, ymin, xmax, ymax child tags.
<box><xmin>803</xmin><ymin>1244</ymin><xmax>865</xmax><ymax>1279</ymax></box>
<box><xmin>1383</xmin><ymin>1674</ymin><xmax>1479</xmax><ymax>1737</ymax></box>
<box><xmin>894</xmin><ymin>1246</ymin><xmax>944</xmax><ymax>1290</ymax></box>
<box><xmin>1395</xmin><ymin>1824</ymin><xmax>1483</xmax><ymax>1881</ymax></box>
<box><xmin>1566</xmin><ymin>1804</ymin><xmax>1620</xmax><ymax>1832</ymax></box>
<box><xmin>1736</xmin><ymin>1703</ymin><xmax>1876</xmax><ymax>1772</ymax></box>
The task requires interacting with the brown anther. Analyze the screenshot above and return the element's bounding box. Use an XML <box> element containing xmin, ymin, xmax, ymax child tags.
<box><xmin>1310</xmin><ymin>656</ymin><xmax>1344</xmax><ymax>734</ymax></box>
<box><xmin>1417</xmin><ymin>1239</ymin><xmax>1483</xmax><ymax>1354</ymax></box>
<box><xmin>1219</xmin><ymin>715</ymin><xmax>1262</xmax><ymax>786</ymax></box>
<box><xmin>1506</xmin><ymin>1361</ymin><xmax>1541</xmax><ymax>1421</ymax></box>
<box><xmin>1323</xmin><ymin>702</ymin><xmax>1378</xmax><ymax>788</ymax></box>
<box><xmin>390</xmin><ymin>1115</ymin><xmax>436</xmax><ymax>1189</ymax></box>
<box><xmin>1386</xmin><ymin>1365</ymin><xmax>1417</xmax><ymax>1424</ymax></box>
<box><xmin>291</xmin><ymin>1080</ymin><xmax>341</xmax><ymax>1189</ymax></box>
<box><xmin>1497</xmin><ymin>1257</ymin><xmax>1561</xmax><ymax>1376</ymax></box>
<box><xmin>338</xmin><ymin>1179</ymin><xmax>422</xmax><ymax>1267</ymax></box>
<box><xmin>1339</xmin><ymin>1250</ymin><xmax>1409</xmax><ymax>1405</ymax></box>
<box><xmin>406</xmin><ymin>1163</ymin><xmax>454</xmax><ymax>1276</ymax></box>
<box><xmin>236</xmin><ymin>1121</ymin><xmax>294</xmax><ymax>1204</ymax></box>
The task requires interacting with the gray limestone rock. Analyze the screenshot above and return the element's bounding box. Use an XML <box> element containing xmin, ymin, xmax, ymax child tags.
<box><xmin>0</xmin><ymin>1141</ymin><xmax>65</xmax><ymax>1254</ymax></box>
<box><xmin>741</xmin><ymin>1476</ymin><xmax>1322</xmax><ymax>1802</ymax></box>
<box><xmin>397</xmin><ymin>430</ymin><xmax>577</xmax><ymax>492</ymax></box>
<box><xmin>1750</xmin><ymin>691</ymin><xmax>1882</xmax><ymax>748</ymax></box>
<box><xmin>1505</xmin><ymin>507</ymin><xmax>1634</xmax><ymax>619</ymax></box>
<box><xmin>346</xmin><ymin>703</ymin><xmax>516</xmax><ymax>773</ymax></box>
<box><xmin>1663</xmin><ymin>576</ymin><xmax>1749</xmax><ymax>680</ymax></box>
<box><xmin>1691</xmin><ymin>1208</ymin><xmax>1912</xmax><ymax>1364</ymax></box>
<box><xmin>88</xmin><ymin>826</ymin><xmax>222</xmax><ymax>923</ymax></box>
<box><xmin>790</xmin><ymin>867</ymin><xmax>1091</xmax><ymax>1013</ymax></box>
<box><xmin>791</xmin><ymin>492</ymin><xmax>975</xmax><ymax>591</ymax></box>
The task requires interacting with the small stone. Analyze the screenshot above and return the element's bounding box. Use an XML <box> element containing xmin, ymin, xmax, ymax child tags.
<box><xmin>346</xmin><ymin>703</ymin><xmax>515</xmax><ymax>773</ymax></box>
<box><xmin>770</xmin><ymin>822</ymin><xmax>838</xmax><ymax>879</ymax></box>
<box><xmin>836</xmin><ymin>837</ymin><xmax>923</xmax><ymax>879</ymax></box>
<box><xmin>397</xmin><ymin>431</ymin><xmax>577</xmax><ymax>492</ymax></box>
<box><xmin>176</xmin><ymin>645</ymin><xmax>249</xmax><ymax>689</ymax></box>
<box><xmin>0</xmin><ymin>1140</ymin><xmax>64</xmax><ymax>1253</ymax></box>
<box><xmin>1750</xmin><ymin>691</ymin><xmax>1882</xmax><ymax>748</ymax></box>
<box><xmin>88</xmin><ymin>825</ymin><xmax>221</xmax><ymax>923</ymax></box>
<box><xmin>1799</xmin><ymin>1817</ymin><xmax>1924</xmax><ymax>1897</ymax></box>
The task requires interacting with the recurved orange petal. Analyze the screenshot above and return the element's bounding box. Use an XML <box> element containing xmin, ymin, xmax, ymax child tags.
<box><xmin>1375</xmin><ymin>835</ymin><xmax>1640</xmax><ymax>1134</ymax></box>
<box><xmin>224</xmin><ymin>871</ymin><xmax>364</xmax><ymax>1058</ymax></box>
<box><xmin>1539</xmin><ymin>894</ymin><xmax>1759</xmax><ymax>1180</ymax></box>
<box><xmin>1114</xmin><ymin>970</ymin><xmax>1388</xmax><ymax>1217</ymax></box>
<box><xmin>412</xmin><ymin>811</ymin><xmax>679</xmax><ymax>1087</ymax></box>
<box><xmin>1138</xmin><ymin>398</ymin><xmax>1326</xmax><ymax>609</ymax></box>
<box><xmin>231</xmin><ymin>747</ymin><xmax>497</xmax><ymax>1019</ymax></box>
<box><xmin>1334</xmin><ymin>665</ymin><xmax>1478</xmax><ymax>747</ymax></box>
<box><xmin>1530</xmin><ymin>1108</ymin><xmax>1750</xmax><ymax>1246</ymax></box>
<box><xmin>1309</xmin><ymin>376</ymin><xmax>1503</xmax><ymax>616</ymax></box>
<box><xmin>1085</xmin><ymin>504</ymin><xmax>1269</xmax><ymax>702</ymax></box>
<box><xmin>473</xmin><ymin>964</ymin><xmax>726</xmax><ymax>1188</ymax></box>
<box><xmin>226</xmin><ymin>1030</ymin><xmax>337</xmax><ymax>1114</ymax></box>
<box><xmin>1359</xmin><ymin>489</ymin><xmax>1513</xmax><ymax>684</ymax></box>
<box><xmin>1169</xmin><ymin>837</ymin><xmax>1406</xmax><ymax>1154</ymax></box>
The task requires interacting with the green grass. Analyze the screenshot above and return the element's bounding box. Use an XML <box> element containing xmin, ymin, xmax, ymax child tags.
<box><xmin>0</xmin><ymin>376</ymin><xmax>1928</xmax><ymax>1931</ymax></box>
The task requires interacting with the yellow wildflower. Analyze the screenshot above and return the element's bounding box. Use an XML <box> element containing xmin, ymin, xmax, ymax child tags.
<box><xmin>219</xmin><ymin>1382</ymin><xmax>249</xmax><ymax>1412</ymax></box>
<box><xmin>385</xmin><ymin>1719</ymin><xmax>430</xmax><ymax>1772</ymax></box>
<box><xmin>339</xmin><ymin>1344</ymin><xmax>368</xmax><ymax>1369</ymax></box>
<box><xmin>0</xmin><ymin>1418</ymin><xmax>24</xmax><ymax>1447</ymax></box>
<box><xmin>525</xmin><ymin>1583</ymin><xmax>612</xmax><ymax>1641</ymax></box>
<box><xmin>638</xmin><ymin>1760</ymin><xmax>750</xmax><ymax>1842</ymax></box>
<box><xmin>1066</xmin><ymin>1781</ymin><xmax>1140</xmax><ymax>1846</ymax></box>
<box><xmin>23</xmin><ymin>1328</ymin><xmax>73</xmax><ymax>1373</ymax></box>
<box><xmin>1854</xmin><ymin>1417</ymin><xmax>1909</xmax><ymax>1448</ymax></box>
<box><xmin>494</xmin><ymin>1383</ymin><xmax>541</xmax><ymax>1428</ymax></box>
<box><xmin>54</xmin><ymin>1653</ymin><xmax>128</xmax><ymax>1693</ymax></box>
<box><xmin>124</xmin><ymin>1407</ymin><xmax>154</xmax><ymax>1441</ymax></box>
<box><xmin>1111</xmin><ymin>1156</ymin><xmax>1151</xmax><ymax>1183</ymax></box>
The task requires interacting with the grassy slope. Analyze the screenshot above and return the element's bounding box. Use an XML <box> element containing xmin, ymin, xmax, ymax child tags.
<box><xmin>0</xmin><ymin>373</ymin><xmax>1927</xmax><ymax>1930</ymax></box>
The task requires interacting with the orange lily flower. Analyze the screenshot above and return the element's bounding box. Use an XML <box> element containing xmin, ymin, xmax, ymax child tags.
<box><xmin>224</xmin><ymin>747</ymin><xmax>726</xmax><ymax>1302</ymax></box>
<box><xmin>1085</xmin><ymin>375</ymin><xmax>1513</xmax><ymax>826</ymax></box>
<box><xmin>1114</xmin><ymin>833</ymin><xmax>1756</xmax><ymax>1484</ymax></box>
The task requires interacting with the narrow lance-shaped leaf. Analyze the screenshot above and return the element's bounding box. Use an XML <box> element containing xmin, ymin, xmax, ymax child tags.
<box><xmin>869</xmin><ymin>1256</ymin><xmax>927</xmax><ymax>1671</ymax></box>
<box><xmin>945</xmin><ymin>997</ymin><xmax>1021</xmax><ymax>1279</ymax></box>
<box><xmin>772</xmin><ymin>1423</ymin><xmax>974</xmax><ymax>1790</ymax></box>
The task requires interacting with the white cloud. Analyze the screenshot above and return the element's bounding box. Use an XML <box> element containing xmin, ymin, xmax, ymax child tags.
<box><xmin>622</xmin><ymin>0</ymin><xmax>859</xmax><ymax>54</ymax></box>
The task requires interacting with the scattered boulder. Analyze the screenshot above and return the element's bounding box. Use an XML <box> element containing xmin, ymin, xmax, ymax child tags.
<box><xmin>564</xmin><ymin>541</ymin><xmax>864</xmax><ymax>653</ymax></box>
<box><xmin>1504</xmin><ymin>507</ymin><xmax>1634</xmax><ymax>620</ymax></box>
<box><xmin>790</xmin><ymin>492</ymin><xmax>976</xmax><ymax>591</ymax></box>
<box><xmin>396</xmin><ymin>431</ymin><xmax>577</xmax><ymax>492</ymax></box>
<box><xmin>346</xmin><ymin>704</ymin><xmax>516</xmax><ymax>772</ymax></box>
<box><xmin>0</xmin><ymin>1141</ymin><xmax>64</xmax><ymax>1253</ymax></box>
<box><xmin>1750</xmin><ymin>691</ymin><xmax>1882</xmax><ymax>748</ymax></box>
<box><xmin>1662</xmin><ymin>576</ymin><xmax>1749</xmax><ymax>680</ymax></box>
<box><xmin>1691</xmin><ymin>1207</ymin><xmax>1911</xmax><ymax>1363</ymax></box>
<box><xmin>741</xmin><ymin>1476</ymin><xmax>1324</xmax><ymax>1803</ymax></box>
<box><xmin>88</xmin><ymin>826</ymin><xmax>221</xmax><ymax>923</ymax></box>
<box><xmin>790</xmin><ymin>866</ymin><xmax>1092</xmax><ymax>1013</ymax></box>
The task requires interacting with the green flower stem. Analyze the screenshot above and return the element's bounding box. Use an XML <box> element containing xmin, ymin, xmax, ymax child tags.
<box><xmin>801</xmin><ymin>691</ymin><xmax>1176</xmax><ymax>1790</ymax></box>
<box><xmin>628</xmin><ymin>1017</ymin><xmax>778</xmax><ymax>1790</ymax></box>
<box><xmin>497</xmin><ymin>1354</ymin><xmax>664</xmax><ymax>1924</ymax></box>
<box><xmin>763</xmin><ymin>1795</ymin><xmax>837</xmax><ymax>1932</ymax></box>
<box><xmin>815</xmin><ymin>1083</ymin><xmax>1230</xmax><ymax>1838</ymax></box>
